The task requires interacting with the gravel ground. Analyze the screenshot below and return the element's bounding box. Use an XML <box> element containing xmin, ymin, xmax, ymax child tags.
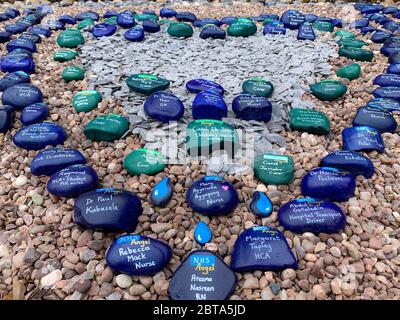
<box><xmin>0</xmin><ymin>0</ymin><xmax>399</xmax><ymax>300</ymax></box>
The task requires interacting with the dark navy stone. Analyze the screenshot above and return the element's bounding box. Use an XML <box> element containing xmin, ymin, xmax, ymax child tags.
<box><xmin>5</xmin><ymin>8</ymin><xmax>19</xmax><ymax>18</ymax></box>
<box><xmin>150</xmin><ymin>177</ymin><xmax>173</xmax><ymax>207</ymax></box>
<box><xmin>232</xmin><ymin>94</ymin><xmax>272</xmax><ymax>122</ymax></box>
<box><xmin>320</xmin><ymin>150</ymin><xmax>375</xmax><ymax>178</ymax></box>
<box><xmin>387</xmin><ymin>63</ymin><xmax>400</xmax><ymax>74</ymax></box>
<box><xmin>231</xmin><ymin>226</ymin><xmax>298</xmax><ymax>272</ymax></box>
<box><xmin>332</xmin><ymin>18</ymin><xmax>343</xmax><ymax>28</ymax></box>
<box><xmin>385</xmin><ymin>36</ymin><xmax>400</xmax><ymax>46</ymax></box>
<box><xmin>0</xmin><ymin>31</ymin><xmax>11</xmax><ymax>43</ymax></box>
<box><xmin>5</xmin><ymin>24</ymin><xmax>28</xmax><ymax>35</ymax></box>
<box><xmin>117</xmin><ymin>11</ymin><xmax>135</xmax><ymax>28</ymax></box>
<box><xmin>249</xmin><ymin>191</ymin><xmax>273</xmax><ymax>217</ymax></box>
<box><xmin>353</xmin><ymin>105</ymin><xmax>397</xmax><ymax>133</ymax></box>
<box><xmin>143</xmin><ymin>91</ymin><xmax>184</xmax><ymax>122</ymax></box>
<box><xmin>103</xmin><ymin>10</ymin><xmax>119</xmax><ymax>18</ymax></box>
<box><xmin>349</xmin><ymin>19</ymin><xmax>369</xmax><ymax>29</ymax></box>
<box><xmin>47</xmin><ymin>164</ymin><xmax>98</xmax><ymax>198</ymax></box>
<box><xmin>194</xmin><ymin>221</ymin><xmax>212</xmax><ymax>245</ymax></box>
<box><xmin>0</xmin><ymin>71</ymin><xmax>30</xmax><ymax>92</ymax></box>
<box><xmin>221</xmin><ymin>16</ymin><xmax>238</xmax><ymax>25</ymax></box>
<box><xmin>342</xmin><ymin>126</ymin><xmax>384</xmax><ymax>153</ymax></box>
<box><xmin>384</xmin><ymin>20</ymin><xmax>400</xmax><ymax>32</ymax></box>
<box><xmin>176</xmin><ymin>12</ymin><xmax>197</xmax><ymax>23</ymax></box>
<box><xmin>297</xmin><ymin>22</ymin><xmax>316</xmax><ymax>41</ymax></box>
<box><xmin>389</xmin><ymin>53</ymin><xmax>400</xmax><ymax>64</ymax></box>
<box><xmin>280</xmin><ymin>10</ymin><xmax>305</xmax><ymax>29</ymax></box>
<box><xmin>0</xmin><ymin>105</ymin><xmax>14</xmax><ymax>134</ymax></box>
<box><xmin>74</xmin><ymin>188</ymin><xmax>143</xmax><ymax>232</ymax></box>
<box><xmin>367</xmin><ymin>97</ymin><xmax>400</xmax><ymax>112</ymax></box>
<box><xmin>304</xmin><ymin>14</ymin><xmax>318</xmax><ymax>23</ymax></box>
<box><xmin>29</xmin><ymin>25</ymin><xmax>51</xmax><ymax>37</ymax></box>
<box><xmin>19</xmin><ymin>32</ymin><xmax>41</xmax><ymax>44</ymax></box>
<box><xmin>2</xmin><ymin>84</ymin><xmax>43</xmax><ymax>110</ymax></box>
<box><xmin>301</xmin><ymin>167</ymin><xmax>356</xmax><ymax>202</ymax></box>
<box><xmin>373</xmin><ymin>86</ymin><xmax>400</xmax><ymax>100</ymax></box>
<box><xmin>124</xmin><ymin>26</ymin><xmax>144</xmax><ymax>42</ymax></box>
<box><xmin>374</xmin><ymin>73</ymin><xmax>400</xmax><ymax>87</ymax></box>
<box><xmin>186</xmin><ymin>78</ymin><xmax>224</xmax><ymax>95</ymax></box>
<box><xmin>20</xmin><ymin>103</ymin><xmax>49</xmax><ymax>125</ymax></box>
<box><xmin>186</xmin><ymin>176</ymin><xmax>239</xmax><ymax>216</ymax></box>
<box><xmin>75</xmin><ymin>11</ymin><xmax>99</xmax><ymax>21</ymax></box>
<box><xmin>169</xmin><ymin>250</ymin><xmax>236</xmax><ymax>300</ymax></box>
<box><xmin>142</xmin><ymin>20</ymin><xmax>160</xmax><ymax>33</ymax></box>
<box><xmin>278</xmin><ymin>198</ymin><xmax>346</xmax><ymax>234</ymax></box>
<box><xmin>263</xmin><ymin>21</ymin><xmax>286</xmax><ymax>35</ymax></box>
<box><xmin>361</xmin><ymin>5</ymin><xmax>381</xmax><ymax>14</ymax></box>
<box><xmin>0</xmin><ymin>55</ymin><xmax>35</xmax><ymax>74</ymax></box>
<box><xmin>354</xmin><ymin>3</ymin><xmax>368</xmax><ymax>11</ymax></box>
<box><xmin>92</xmin><ymin>23</ymin><xmax>117</xmax><ymax>37</ymax></box>
<box><xmin>106</xmin><ymin>234</ymin><xmax>172</xmax><ymax>276</ymax></box>
<box><xmin>194</xmin><ymin>18</ymin><xmax>222</xmax><ymax>28</ymax></box>
<box><xmin>0</xmin><ymin>13</ymin><xmax>9</xmax><ymax>22</ymax></box>
<box><xmin>383</xmin><ymin>7</ymin><xmax>399</xmax><ymax>15</ymax></box>
<box><xmin>58</xmin><ymin>15</ymin><xmax>76</xmax><ymax>25</ymax></box>
<box><xmin>360</xmin><ymin>26</ymin><xmax>378</xmax><ymax>35</ymax></box>
<box><xmin>13</xmin><ymin>122</ymin><xmax>67</xmax><ymax>150</ymax></box>
<box><xmin>6</xmin><ymin>38</ymin><xmax>36</xmax><ymax>53</ymax></box>
<box><xmin>192</xmin><ymin>90</ymin><xmax>227</xmax><ymax>120</ymax></box>
<box><xmin>160</xmin><ymin>8</ymin><xmax>177</xmax><ymax>18</ymax></box>
<box><xmin>200</xmin><ymin>24</ymin><xmax>226</xmax><ymax>39</ymax></box>
<box><xmin>371</xmin><ymin>31</ymin><xmax>392</xmax><ymax>43</ymax></box>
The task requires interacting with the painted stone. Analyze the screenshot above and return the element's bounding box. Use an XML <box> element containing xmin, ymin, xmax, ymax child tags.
<box><xmin>134</xmin><ymin>13</ymin><xmax>159</xmax><ymax>22</ymax></box>
<box><xmin>380</xmin><ymin>45</ymin><xmax>400</xmax><ymax>57</ymax></box>
<box><xmin>231</xmin><ymin>226</ymin><xmax>298</xmax><ymax>272</ymax></box>
<box><xmin>74</xmin><ymin>188</ymin><xmax>143</xmax><ymax>232</ymax></box>
<box><xmin>92</xmin><ymin>23</ymin><xmax>117</xmax><ymax>37</ymax></box>
<box><xmin>20</xmin><ymin>103</ymin><xmax>49</xmax><ymax>125</ymax></box>
<box><xmin>232</xmin><ymin>94</ymin><xmax>272</xmax><ymax>122</ymax></box>
<box><xmin>0</xmin><ymin>51</ymin><xmax>35</xmax><ymax>74</ymax></box>
<box><xmin>103</xmin><ymin>10</ymin><xmax>118</xmax><ymax>18</ymax></box>
<box><xmin>0</xmin><ymin>105</ymin><xmax>14</xmax><ymax>133</ymax></box>
<box><xmin>192</xmin><ymin>90</ymin><xmax>228</xmax><ymax>120</ymax></box>
<box><xmin>30</xmin><ymin>147</ymin><xmax>86</xmax><ymax>176</ymax></box>
<box><xmin>168</xmin><ymin>250</ymin><xmax>236</xmax><ymax>300</ymax></box>
<box><xmin>2</xmin><ymin>84</ymin><xmax>42</xmax><ymax>110</ymax></box>
<box><xmin>310</xmin><ymin>80</ymin><xmax>347</xmax><ymax>101</ymax></box>
<box><xmin>194</xmin><ymin>18</ymin><xmax>222</xmax><ymax>28</ymax></box>
<box><xmin>320</xmin><ymin>150</ymin><xmax>374</xmax><ymax>178</ymax></box>
<box><xmin>371</xmin><ymin>31</ymin><xmax>392</xmax><ymax>43</ymax></box>
<box><xmin>367</xmin><ymin>98</ymin><xmax>400</xmax><ymax>112</ymax></box>
<box><xmin>280</xmin><ymin>10</ymin><xmax>305</xmax><ymax>29</ymax></box>
<box><xmin>175</xmin><ymin>12</ymin><xmax>197</xmax><ymax>23</ymax></box>
<box><xmin>342</xmin><ymin>126</ymin><xmax>384</xmax><ymax>153</ymax></box>
<box><xmin>227</xmin><ymin>20</ymin><xmax>257</xmax><ymax>37</ymax></box>
<box><xmin>186</xmin><ymin>79</ymin><xmax>224</xmax><ymax>95</ymax></box>
<box><xmin>56</xmin><ymin>28</ymin><xmax>84</xmax><ymax>48</ymax></box>
<box><xmin>349</xmin><ymin>19</ymin><xmax>369</xmax><ymax>29</ymax></box>
<box><xmin>249</xmin><ymin>191</ymin><xmax>273</xmax><ymax>217</ymax></box>
<box><xmin>72</xmin><ymin>90</ymin><xmax>101</xmax><ymax>113</ymax></box>
<box><xmin>337</xmin><ymin>38</ymin><xmax>366</xmax><ymax>48</ymax></box>
<box><xmin>372</xmin><ymin>86</ymin><xmax>400</xmax><ymax>101</ymax></box>
<box><xmin>117</xmin><ymin>11</ymin><xmax>135</xmax><ymax>29</ymax></box>
<box><xmin>339</xmin><ymin>46</ymin><xmax>374</xmax><ymax>61</ymax></box>
<box><xmin>104</xmin><ymin>16</ymin><xmax>117</xmax><ymax>25</ymax></box>
<box><xmin>242</xmin><ymin>77</ymin><xmax>273</xmax><ymax>97</ymax></box>
<box><xmin>360</xmin><ymin>26</ymin><xmax>378</xmax><ymax>35</ymax></box>
<box><xmin>374</xmin><ymin>74</ymin><xmax>400</xmax><ymax>87</ymax></box>
<box><xmin>387</xmin><ymin>63</ymin><xmax>400</xmax><ymax>75</ymax></box>
<box><xmin>84</xmin><ymin>114</ymin><xmax>129</xmax><ymax>142</ymax></box>
<box><xmin>301</xmin><ymin>167</ymin><xmax>356</xmax><ymax>202</ymax></box>
<box><xmin>200</xmin><ymin>24</ymin><xmax>226</xmax><ymax>39</ymax></box>
<box><xmin>253</xmin><ymin>153</ymin><xmax>294</xmax><ymax>185</ymax></box>
<box><xmin>53</xmin><ymin>49</ymin><xmax>78</xmax><ymax>62</ymax></box>
<box><xmin>335</xmin><ymin>30</ymin><xmax>355</xmax><ymax>38</ymax></box>
<box><xmin>75</xmin><ymin>11</ymin><xmax>99</xmax><ymax>21</ymax></box>
<box><xmin>167</xmin><ymin>22</ymin><xmax>193</xmax><ymax>38</ymax></box>
<box><xmin>194</xmin><ymin>221</ymin><xmax>212</xmax><ymax>245</ymax></box>
<box><xmin>143</xmin><ymin>20</ymin><xmax>160</xmax><ymax>33</ymax></box>
<box><xmin>143</xmin><ymin>91</ymin><xmax>184</xmax><ymax>122</ymax></box>
<box><xmin>289</xmin><ymin>108</ymin><xmax>330</xmax><ymax>135</ymax></box>
<box><xmin>58</xmin><ymin>15</ymin><xmax>76</xmax><ymax>25</ymax></box>
<box><xmin>150</xmin><ymin>177</ymin><xmax>173</xmax><ymax>207</ymax></box>
<box><xmin>0</xmin><ymin>71</ymin><xmax>30</xmax><ymax>91</ymax></box>
<box><xmin>160</xmin><ymin>8</ymin><xmax>177</xmax><ymax>18</ymax></box>
<box><xmin>353</xmin><ymin>105</ymin><xmax>397</xmax><ymax>133</ymax></box>
<box><xmin>6</xmin><ymin>38</ymin><xmax>36</xmax><ymax>53</ymax></box>
<box><xmin>124</xmin><ymin>148</ymin><xmax>166</xmax><ymax>176</ymax></box>
<box><xmin>297</xmin><ymin>22</ymin><xmax>316</xmax><ymax>41</ymax></box>
<box><xmin>221</xmin><ymin>16</ymin><xmax>238</xmax><ymax>25</ymax></box>
<box><xmin>0</xmin><ymin>31</ymin><xmax>11</xmax><ymax>43</ymax></box>
<box><xmin>186</xmin><ymin>176</ymin><xmax>239</xmax><ymax>216</ymax></box>
<box><xmin>61</xmin><ymin>65</ymin><xmax>85</xmax><ymax>82</ymax></box>
<box><xmin>126</xmin><ymin>73</ymin><xmax>170</xmax><ymax>95</ymax></box>
<box><xmin>313</xmin><ymin>20</ymin><xmax>334</xmax><ymax>32</ymax></box>
<box><xmin>6</xmin><ymin>24</ymin><xmax>27</xmax><ymax>35</ymax></box>
<box><xmin>76</xmin><ymin>19</ymin><xmax>94</xmax><ymax>30</ymax></box>
<box><xmin>124</xmin><ymin>26</ymin><xmax>145</xmax><ymax>42</ymax></box>
<box><xmin>336</xmin><ymin>63</ymin><xmax>361</xmax><ymax>80</ymax></box>
<box><xmin>19</xmin><ymin>33</ymin><xmax>41</xmax><ymax>44</ymax></box>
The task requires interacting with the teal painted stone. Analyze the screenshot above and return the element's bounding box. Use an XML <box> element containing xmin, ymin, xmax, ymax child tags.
<box><xmin>242</xmin><ymin>77</ymin><xmax>274</xmax><ymax>97</ymax></box>
<box><xmin>310</xmin><ymin>80</ymin><xmax>347</xmax><ymax>101</ymax></box>
<box><xmin>77</xmin><ymin>19</ymin><xmax>94</xmax><ymax>30</ymax></box>
<box><xmin>254</xmin><ymin>153</ymin><xmax>294</xmax><ymax>185</ymax></box>
<box><xmin>290</xmin><ymin>108</ymin><xmax>330</xmax><ymax>135</ymax></box>
<box><xmin>339</xmin><ymin>46</ymin><xmax>374</xmax><ymax>62</ymax></box>
<box><xmin>84</xmin><ymin>114</ymin><xmax>129</xmax><ymax>141</ymax></box>
<box><xmin>126</xmin><ymin>73</ymin><xmax>170</xmax><ymax>95</ymax></box>
<box><xmin>124</xmin><ymin>148</ymin><xmax>166</xmax><ymax>176</ymax></box>
<box><xmin>56</xmin><ymin>28</ymin><xmax>84</xmax><ymax>48</ymax></box>
<box><xmin>53</xmin><ymin>49</ymin><xmax>78</xmax><ymax>62</ymax></box>
<box><xmin>73</xmin><ymin>90</ymin><xmax>101</xmax><ymax>113</ymax></box>
<box><xmin>167</xmin><ymin>22</ymin><xmax>193</xmax><ymax>38</ymax></box>
<box><xmin>337</xmin><ymin>38</ymin><xmax>366</xmax><ymax>48</ymax></box>
<box><xmin>313</xmin><ymin>20</ymin><xmax>334</xmax><ymax>32</ymax></box>
<box><xmin>227</xmin><ymin>19</ymin><xmax>257</xmax><ymax>37</ymax></box>
<box><xmin>61</xmin><ymin>65</ymin><xmax>85</xmax><ymax>82</ymax></box>
<box><xmin>336</xmin><ymin>63</ymin><xmax>361</xmax><ymax>80</ymax></box>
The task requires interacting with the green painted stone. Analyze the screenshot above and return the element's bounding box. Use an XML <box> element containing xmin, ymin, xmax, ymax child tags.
<box><xmin>263</xmin><ymin>18</ymin><xmax>275</xmax><ymax>26</ymax></box>
<box><xmin>253</xmin><ymin>153</ymin><xmax>294</xmax><ymax>185</ymax></box>
<box><xmin>290</xmin><ymin>108</ymin><xmax>330</xmax><ymax>135</ymax></box>
<box><xmin>61</xmin><ymin>65</ymin><xmax>85</xmax><ymax>82</ymax></box>
<box><xmin>313</xmin><ymin>20</ymin><xmax>334</xmax><ymax>32</ymax></box>
<box><xmin>77</xmin><ymin>19</ymin><xmax>94</xmax><ymax>30</ymax></box>
<box><xmin>167</xmin><ymin>22</ymin><xmax>193</xmax><ymax>38</ymax></box>
<box><xmin>335</xmin><ymin>30</ymin><xmax>355</xmax><ymax>39</ymax></box>
<box><xmin>339</xmin><ymin>46</ymin><xmax>374</xmax><ymax>62</ymax></box>
<box><xmin>124</xmin><ymin>148</ymin><xmax>166</xmax><ymax>176</ymax></box>
<box><xmin>126</xmin><ymin>73</ymin><xmax>170</xmax><ymax>95</ymax></box>
<box><xmin>84</xmin><ymin>114</ymin><xmax>129</xmax><ymax>141</ymax></box>
<box><xmin>227</xmin><ymin>20</ymin><xmax>257</xmax><ymax>37</ymax></box>
<box><xmin>242</xmin><ymin>77</ymin><xmax>274</xmax><ymax>97</ymax></box>
<box><xmin>57</xmin><ymin>28</ymin><xmax>85</xmax><ymax>48</ymax></box>
<box><xmin>336</xmin><ymin>63</ymin><xmax>361</xmax><ymax>80</ymax></box>
<box><xmin>104</xmin><ymin>16</ymin><xmax>117</xmax><ymax>25</ymax></box>
<box><xmin>310</xmin><ymin>80</ymin><xmax>347</xmax><ymax>101</ymax></box>
<box><xmin>159</xmin><ymin>19</ymin><xmax>172</xmax><ymax>25</ymax></box>
<box><xmin>186</xmin><ymin>119</ymin><xmax>239</xmax><ymax>158</ymax></box>
<box><xmin>53</xmin><ymin>49</ymin><xmax>78</xmax><ymax>62</ymax></box>
<box><xmin>134</xmin><ymin>13</ymin><xmax>159</xmax><ymax>22</ymax></box>
<box><xmin>337</xmin><ymin>38</ymin><xmax>366</xmax><ymax>48</ymax></box>
<box><xmin>73</xmin><ymin>90</ymin><xmax>102</xmax><ymax>113</ymax></box>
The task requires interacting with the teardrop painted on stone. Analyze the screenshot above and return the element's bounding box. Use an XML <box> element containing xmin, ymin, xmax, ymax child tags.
<box><xmin>194</xmin><ymin>221</ymin><xmax>212</xmax><ymax>245</ymax></box>
<box><xmin>150</xmin><ymin>177</ymin><xmax>173</xmax><ymax>207</ymax></box>
<box><xmin>249</xmin><ymin>191</ymin><xmax>273</xmax><ymax>217</ymax></box>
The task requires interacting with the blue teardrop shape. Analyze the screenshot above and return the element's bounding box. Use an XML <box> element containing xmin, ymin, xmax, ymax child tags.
<box><xmin>194</xmin><ymin>221</ymin><xmax>212</xmax><ymax>245</ymax></box>
<box><xmin>249</xmin><ymin>191</ymin><xmax>273</xmax><ymax>217</ymax></box>
<box><xmin>150</xmin><ymin>177</ymin><xmax>173</xmax><ymax>207</ymax></box>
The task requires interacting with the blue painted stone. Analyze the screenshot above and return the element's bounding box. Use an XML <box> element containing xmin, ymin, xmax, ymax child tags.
<box><xmin>92</xmin><ymin>23</ymin><xmax>117</xmax><ymax>37</ymax></box>
<box><xmin>263</xmin><ymin>21</ymin><xmax>286</xmax><ymax>35</ymax></box>
<box><xmin>349</xmin><ymin>19</ymin><xmax>369</xmax><ymax>29</ymax></box>
<box><xmin>29</xmin><ymin>25</ymin><xmax>51</xmax><ymax>37</ymax></box>
<box><xmin>0</xmin><ymin>55</ymin><xmax>35</xmax><ymax>74</ymax></box>
<box><xmin>389</xmin><ymin>53</ymin><xmax>400</xmax><ymax>64</ymax></box>
<box><xmin>232</xmin><ymin>94</ymin><xmax>272</xmax><ymax>122</ymax></box>
<box><xmin>353</xmin><ymin>105</ymin><xmax>397</xmax><ymax>133</ymax></box>
<box><xmin>19</xmin><ymin>32</ymin><xmax>41</xmax><ymax>44</ymax></box>
<box><xmin>117</xmin><ymin>11</ymin><xmax>135</xmax><ymax>28</ymax></box>
<box><xmin>0</xmin><ymin>71</ymin><xmax>30</xmax><ymax>92</ymax></box>
<box><xmin>3</xmin><ymin>48</ymin><xmax>32</xmax><ymax>59</ymax></box>
<box><xmin>249</xmin><ymin>191</ymin><xmax>273</xmax><ymax>217</ymax></box>
<box><xmin>5</xmin><ymin>24</ymin><xmax>28</xmax><ymax>35</ymax></box>
<box><xmin>374</xmin><ymin>73</ymin><xmax>400</xmax><ymax>87</ymax></box>
<box><xmin>320</xmin><ymin>150</ymin><xmax>374</xmax><ymax>178</ymax></box>
<box><xmin>221</xmin><ymin>16</ymin><xmax>238</xmax><ymax>25</ymax></box>
<box><xmin>297</xmin><ymin>22</ymin><xmax>316</xmax><ymax>41</ymax></box>
<box><xmin>343</xmin><ymin>126</ymin><xmax>385</xmax><ymax>152</ymax></box>
<box><xmin>124</xmin><ymin>26</ymin><xmax>144</xmax><ymax>42</ymax></box>
<box><xmin>176</xmin><ymin>12</ymin><xmax>197</xmax><ymax>23</ymax></box>
<box><xmin>371</xmin><ymin>31</ymin><xmax>392</xmax><ymax>43</ymax></box>
<box><xmin>74</xmin><ymin>188</ymin><xmax>143</xmax><ymax>232</ymax></box>
<box><xmin>354</xmin><ymin>3</ymin><xmax>368</xmax><ymax>11</ymax></box>
<box><xmin>194</xmin><ymin>221</ymin><xmax>212</xmax><ymax>245</ymax></box>
<box><xmin>13</xmin><ymin>122</ymin><xmax>67</xmax><ymax>150</ymax></box>
<box><xmin>331</xmin><ymin>18</ymin><xmax>343</xmax><ymax>28</ymax></box>
<box><xmin>0</xmin><ymin>31</ymin><xmax>11</xmax><ymax>43</ymax></box>
<box><xmin>381</xmin><ymin>44</ymin><xmax>400</xmax><ymax>57</ymax></box>
<box><xmin>385</xmin><ymin>36</ymin><xmax>400</xmax><ymax>46</ymax></box>
<box><xmin>160</xmin><ymin>8</ymin><xmax>177</xmax><ymax>18</ymax></box>
<box><xmin>231</xmin><ymin>226</ymin><xmax>298</xmax><ymax>272</ymax></box>
<box><xmin>2</xmin><ymin>84</ymin><xmax>42</xmax><ymax>110</ymax></box>
<box><xmin>192</xmin><ymin>90</ymin><xmax>228</xmax><ymax>120</ymax></box>
<box><xmin>143</xmin><ymin>20</ymin><xmax>160</xmax><ymax>33</ymax></box>
<box><xmin>278</xmin><ymin>198</ymin><xmax>346</xmax><ymax>234</ymax></box>
<box><xmin>0</xmin><ymin>13</ymin><xmax>9</xmax><ymax>22</ymax></box>
<box><xmin>367</xmin><ymin>97</ymin><xmax>400</xmax><ymax>112</ymax></box>
<box><xmin>0</xmin><ymin>105</ymin><xmax>14</xmax><ymax>134</ymax></box>
<box><xmin>280</xmin><ymin>10</ymin><xmax>305</xmax><ymax>30</ymax></box>
<box><xmin>106</xmin><ymin>234</ymin><xmax>172</xmax><ymax>276</ymax></box>
<box><xmin>186</xmin><ymin>79</ymin><xmax>224</xmax><ymax>95</ymax></box>
<box><xmin>44</xmin><ymin>20</ymin><xmax>65</xmax><ymax>31</ymax></box>
<box><xmin>361</xmin><ymin>5</ymin><xmax>381</xmax><ymax>14</ymax></box>
<box><xmin>47</xmin><ymin>164</ymin><xmax>98</xmax><ymax>198</ymax></box>
<box><xmin>37</xmin><ymin>5</ymin><xmax>53</xmax><ymax>15</ymax></box>
<box><xmin>194</xmin><ymin>18</ymin><xmax>222</xmax><ymax>28</ymax></box>
<box><xmin>150</xmin><ymin>177</ymin><xmax>173</xmax><ymax>207</ymax></box>
<box><xmin>383</xmin><ymin>7</ymin><xmax>398</xmax><ymax>15</ymax></box>
<box><xmin>304</xmin><ymin>14</ymin><xmax>318</xmax><ymax>23</ymax></box>
<box><xmin>360</xmin><ymin>26</ymin><xmax>378</xmax><ymax>35</ymax></box>
<box><xmin>373</xmin><ymin>86</ymin><xmax>400</xmax><ymax>101</ymax></box>
<box><xmin>75</xmin><ymin>11</ymin><xmax>99</xmax><ymax>21</ymax></box>
<box><xmin>301</xmin><ymin>167</ymin><xmax>356</xmax><ymax>202</ymax></box>
<box><xmin>103</xmin><ymin>10</ymin><xmax>118</xmax><ymax>18</ymax></box>
<box><xmin>30</xmin><ymin>147</ymin><xmax>86</xmax><ymax>176</ymax></box>
<box><xmin>20</xmin><ymin>103</ymin><xmax>49</xmax><ymax>125</ymax></box>
<box><xmin>7</xmin><ymin>38</ymin><xmax>36</xmax><ymax>53</ymax></box>
<box><xmin>5</xmin><ymin>8</ymin><xmax>19</xmax><ymax>18</ymax></box>
<box><xmin>169</xmin><ymin>250</ymin><xmax>236</xmax><ymax>300</ymax></box>
<box><xmin>59</xmin><ymin>15</ymin><xmax>76</xmax><ymax>25</ymax></box>
<box><xmin>387</xmin><ymin>63</ymin><xmax>400</xmax><ymax>74</ymax></box>
<box><xmin>186</xmin><ymin>176</ymin><xmax>239</xmax><ymax>216</ymax></box>
<box><xmin>200</xmin><ymin>24</ymin><xmax>226</xmax><ymax>39</ymax></box>
<box><xmin>143</xmin><ymin>91</ymin><xmax>184</xmax><ymax>122</ymax></box>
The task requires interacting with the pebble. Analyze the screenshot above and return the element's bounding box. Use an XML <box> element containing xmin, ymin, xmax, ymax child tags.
<box><xmin>115</xmin><ymin>274</ymin><xmax>132</xmax><ymax>289</ymax></box>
